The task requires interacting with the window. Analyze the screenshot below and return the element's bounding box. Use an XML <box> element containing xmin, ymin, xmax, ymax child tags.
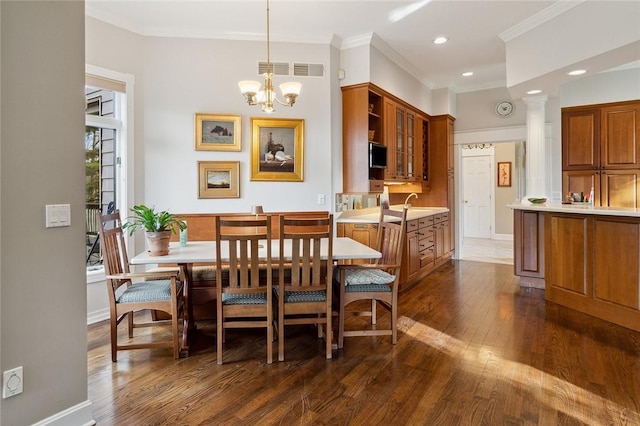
<box><xmin>85</xmin><ymin>66</ymin><xmax>133</xmax><ymax>271</ymax></box>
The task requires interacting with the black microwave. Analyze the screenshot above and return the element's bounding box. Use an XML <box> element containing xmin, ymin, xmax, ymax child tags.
<box><xmin>369</xmin><ymin>142</ymin><xmax>387</xmax><ymax>169</ymax></box>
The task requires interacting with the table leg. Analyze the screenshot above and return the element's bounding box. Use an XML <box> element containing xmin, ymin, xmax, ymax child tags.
<box><xmin>179</xmin><ymin>263</ymin><xmax>196</xmax><ymax>357</ymax></box>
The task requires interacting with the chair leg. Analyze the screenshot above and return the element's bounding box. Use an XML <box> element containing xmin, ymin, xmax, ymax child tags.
<box><xmin>317</xmin><ymin>314</ymin><xmax>323</xmax><ymax>338</ymax></box>
<box><xmin>171</xmin><ymin>305</ymin><xmax>180</xmax><ymax>359</ymax></box>
<box><xmin>267</xmin><ymin>319</ymin><xmax>273</xmax><ymax>364</ymax></box>
<box><xmin>371</xmin><ymin>299</ymin><xmax>377</xmax><ymax>325</ymax></box>
<box><xmin>217</xmin><ymin>315</ymin><xmax>223</xmax><ymax>365</ymax></box>
<box><xmin>127</xmin><ymin>312</ymin><xmax>134</xmax><ymax>338</ymax></box>
<box><xmin>110</xmin><ymin>317</ymin><xmax>118</xmax><ymax>362</ymax></box>
<box><xmin>391</xmin><ymin>295</ymin><xmax>398</xmax><ymax>345</ymax></box>
<box><xmin>338</xmin><ymin>291</ymin><xmax>346</xmax><ymax>350</ymax></box>
<box><xmin>325</xmin><ymin>313</ymin><xmax>332</xmax><ymax>359</ymax></box>
<box><xmin>278</xmin><ymin>310</ymin><xmax>285</xmax><ymax>362</ymax></box>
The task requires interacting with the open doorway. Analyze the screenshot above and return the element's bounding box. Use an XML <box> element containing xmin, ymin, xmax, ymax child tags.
<box><xmin>458</xmin><ymin>142</ymin><xmax>519</xmax><ymax>265</ymax></box>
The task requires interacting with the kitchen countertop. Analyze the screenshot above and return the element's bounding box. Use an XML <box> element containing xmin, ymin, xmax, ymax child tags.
<box><xmin>509</xmin><ymin>200</ymin><xmax>640</xmax><ymax>217</ymax></box>
<box><xmin>336</xmin><ymin>205</ymin><xmax>449</xmax><ymax>223</ymax></box>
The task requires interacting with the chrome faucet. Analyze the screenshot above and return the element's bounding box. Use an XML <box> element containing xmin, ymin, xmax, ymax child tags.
<box><xmin>404</xmin><ymin>192</ymin><xmax>418</xmax><ymax>208</ymax></box>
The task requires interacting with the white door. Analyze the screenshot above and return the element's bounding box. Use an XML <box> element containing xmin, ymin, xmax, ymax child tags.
<box><xmin>463</xmin><ymin>155</ymin><xmax>492</xmax><ymax>238</ymax></box>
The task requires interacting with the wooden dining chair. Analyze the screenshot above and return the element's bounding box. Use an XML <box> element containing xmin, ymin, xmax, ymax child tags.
<box><xmin>215</xmin><ymin>215</ymin><xmax>273</xmax><ymax>364</ymax></box>
<box><xmin>334</xmin><ymin>207</ymin><xmax>407</xmax><ymax>349</ymax></box>
<box><xmin>274</xmin><ymin>214</ymin><xmax>334</xmax><ymax>361</ymax></box>
<box><xmin>97</xmin><ymin>210</ymin><xmax>185</xmax><ymax>361</ymax></box>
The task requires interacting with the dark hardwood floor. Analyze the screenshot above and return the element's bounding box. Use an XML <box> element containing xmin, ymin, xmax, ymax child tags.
<box><xmin>88</xmin><ymin>260</ymin><xmax>640</xmax><ymax>425</ymax></box>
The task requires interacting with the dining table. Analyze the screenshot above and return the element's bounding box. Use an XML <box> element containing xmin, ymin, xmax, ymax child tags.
<box><xmin>130</xmin><ymin>237</ymin><xmax>381</xmax><ymax>356</ymax></box>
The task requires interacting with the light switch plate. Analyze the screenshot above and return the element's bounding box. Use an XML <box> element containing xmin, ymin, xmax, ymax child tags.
<box><xmin>46</xmin><ymin>204</ymin><xmax>71</xmax><ymax>228</ymax></box>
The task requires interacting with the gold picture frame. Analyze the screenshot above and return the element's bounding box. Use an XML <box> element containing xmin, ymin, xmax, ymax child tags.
<box><xmin>195</xmin><ymin>113</ymin><xmax>241</xmax><ymax>151</ymax></box>
<box><xmin>198</xmin><ymin>161</ymin><xmax>240</xmax><ymax>198</ymax></box>
<box><xmin>251</xmin><ymin>117</ymin><xmax>304</xmax><ymax>182</ymax></box>
<box><xmin>498</xmin><ymin>161</ymin><xmax>512</xmax><ymax>187</ymax></box>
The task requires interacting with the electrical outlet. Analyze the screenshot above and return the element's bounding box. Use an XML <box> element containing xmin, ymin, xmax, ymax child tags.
<box><xmin>317</xmin><ymin>194</ymin><xmax>326</xmax><ymax>205</ymax></box>
<box><xmin>3</xmin><ymin>366</ymin><xmax>23</xmax><ymax>399</ymax></box>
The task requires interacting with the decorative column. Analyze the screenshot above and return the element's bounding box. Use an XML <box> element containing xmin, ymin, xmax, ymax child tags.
<box><xmin>523</xmin><ymin>95</ymin><xmax>548</xmax><ymax>199</ymax></box>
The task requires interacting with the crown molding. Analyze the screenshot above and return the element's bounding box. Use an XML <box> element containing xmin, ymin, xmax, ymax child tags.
<box><xmin>499</xmin><ymin>0</ymin><xmax>585</xmax><ymax>42</ymax></box>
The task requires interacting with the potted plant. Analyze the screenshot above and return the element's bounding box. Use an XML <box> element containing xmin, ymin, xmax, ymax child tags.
<box><xmin>122</xmin><ymin>204</ymin><xmax>186</xmax><ymax>256</ymax></box>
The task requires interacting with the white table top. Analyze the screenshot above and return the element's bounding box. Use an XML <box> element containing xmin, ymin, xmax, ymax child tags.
<box><xmin>130</xmin><ymin>237</ymin><xmax>381</xmax><ymax>265</ymax></box>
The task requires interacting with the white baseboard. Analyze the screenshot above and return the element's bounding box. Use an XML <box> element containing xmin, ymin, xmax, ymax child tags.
<box><xmin>493</xmin><ymin>233</ymin><xmax>513</xmax><ymax>241</ymax></box>
<box><xmin>32</xmin><ymin>400</ymin><xmax>95</xmax><ymax>426</ymax></box>
<box><xmin>88</xmin><ymin>308</ymin><xmax>109</xmax><ymax>325</ymax></box>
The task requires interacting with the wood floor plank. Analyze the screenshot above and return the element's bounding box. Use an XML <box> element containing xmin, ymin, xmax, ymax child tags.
<box><xmin>88</xmin><ymin>260</ymin><xmax>640</xmax><ymax>425</ymax></box>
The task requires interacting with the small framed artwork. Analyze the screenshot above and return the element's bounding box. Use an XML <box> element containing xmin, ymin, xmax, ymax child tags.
<box><xmin>497</xmin><ymin>161</ymin><xmax>512</xmax><ymax>187</ymax></box>
<box><xmin>195</xmin><ymin>113</ymin><xmax>241</xmax><ymax>151</ymax></box>
<box><xmin>250</xmin><ymin>117</ymin><xmax>304</xmax><ymax>182</ymax></box>
<box><xmin>198</xmin><ymin>161</ymin><xmax>240</xmax><ymax>199</ymax></box>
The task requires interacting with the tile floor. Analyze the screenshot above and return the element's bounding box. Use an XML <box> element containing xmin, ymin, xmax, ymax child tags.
<box><xmin>461</xmin><ymin>238</ymin><xmax>513</xmax><ymax>265</ymax></box>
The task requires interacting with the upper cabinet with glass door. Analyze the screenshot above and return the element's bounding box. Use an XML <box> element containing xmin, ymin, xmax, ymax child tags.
<box><xmin>384</xmin><ymin>97</ymin><xmax>419</xmax><ymax>182</ymax></box>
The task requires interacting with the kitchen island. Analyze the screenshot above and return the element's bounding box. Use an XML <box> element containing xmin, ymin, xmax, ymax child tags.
<box><xmin>511</xmin><ymin>201</ymin><xmax>640</xmax><ymax>332</ymax></box>
<box><xmin>337</xmin><ymin>205</ymin><xmax>452</xmax><ymax>290</ymax></box>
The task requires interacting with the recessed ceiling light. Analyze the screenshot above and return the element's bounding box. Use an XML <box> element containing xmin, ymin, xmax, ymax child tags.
<box><xmin>527</xmin><ymin>90</ymin><xmax>542</xmax><ymax>95</ymax></box>
<box><xmin>567</xmin><ymin>69</ymin><xmax>586</xmax><ymax>76</ymax></box>
<box><xmin>462</xmin><ymin>71</ymin><xmax>474</xmax><ymax>77</ymax></box>
<box><xmin>433</xmin><ymin>36</ymin><xmax>448</xmax><ymax>45</ymax></box>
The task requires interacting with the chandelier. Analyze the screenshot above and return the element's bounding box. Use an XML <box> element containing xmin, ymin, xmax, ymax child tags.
<box><xmin>238</xmin><ymin>0</ymin><xmax>301</xmax><ymax>113</ymax></box>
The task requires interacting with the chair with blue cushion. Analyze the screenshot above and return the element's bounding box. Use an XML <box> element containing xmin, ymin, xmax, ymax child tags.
<box><xmin>335</xmin><ymin>207</ymin><xmax>407</xmax><ymax>349</ymax></box>
<box><xmin>97</xmin><ymin>210</ymin><xmax>184</xmax><ymax>362</ymax></box>
<box><xmin>215</xmin><ymin>215</ymin><xmax>273</xmax><ymax>364</ymax></box>
<box><xmin>274</xmin><ymin>214</ymin><xmax>333</xmax><ymax>361</ymax></box>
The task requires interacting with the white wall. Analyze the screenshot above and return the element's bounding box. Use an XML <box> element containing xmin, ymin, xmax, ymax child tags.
<box><xmin>369</xmin><ymin>46</ymin><xmax>432</xmax><ymax>113</ymax></box>
<box><xmin>561</xmin><ymin>68</ymin><xmax>640</xmax><ymax>107</ymax></box>
<box><xmin>147</xmin><ymin>38</ymin><xmax>335</xmax><ymax>214</ymax></box>
<box><xmin>505</xmin><ymin>2</ymin><xmax>640</xmax><ymax>89</ymax></box>
<box><xmin>494</xmin><ymin>143</ymin><xmax>516</xmax><ymax>235</ymax></box>
<box><xmin>339</xmin><ymin>43</ymin><xmax>433</xmax><ymax>114</ymax></box>
<box><xmin>339</xmin><ymin>44</ymin><xmax>370</xmax><ymax>87</ymax></box>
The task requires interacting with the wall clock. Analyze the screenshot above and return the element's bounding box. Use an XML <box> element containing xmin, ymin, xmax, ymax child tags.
<box><xmin>495</xmin><ymin>100</ymin><xmax>514</xmax><ymax>117</ymax></box>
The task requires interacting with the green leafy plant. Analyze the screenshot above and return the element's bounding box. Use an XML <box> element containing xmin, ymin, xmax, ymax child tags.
<box><xmin>122</xmin><ymin>204</ymin><xmax>186</xmax><ymax>236</ymax></box>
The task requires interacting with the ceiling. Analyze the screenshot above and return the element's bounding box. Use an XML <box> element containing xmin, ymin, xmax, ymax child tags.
<box><xmin>85</xmin><ymin>0</ymin><xmax>637</xmax><ymax>94</ymax></box>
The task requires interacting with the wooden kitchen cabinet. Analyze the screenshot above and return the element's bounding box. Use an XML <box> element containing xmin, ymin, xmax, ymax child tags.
<box><xmin>423</xmin><ymin>114</ymin><xmax>455</xmax><ymax>257</ymax></box>
<box><xmin>337</xmin><ymin>222</ymin><xmax>378</xmax><ymax>248</ymax></box>
<box><xmin>341</xmin><ymin>84</ymin><xmax>386</xmax><ymax>193</ymax></box>
<box><xmin>562</xmin><ymin>108</ymin><xmax>599</xmax><ymax>170</ymax></box>
<box><xmin>562</xmin><ymin>100</ymin><xmax>640</xmax><ymax>207</ymax></box>
<box><xmin>512</xmin><ymin>206</ymin><xmax>640</xmax><ymax>333</ymax></box>
<box><xmin>544</xmin><ymin>212</ymin><xmax>640</xmax><ymax>332</ymax></box>
<box><xmin>601</xmin><ymin>103</ymin><xmax>640</xmax><ymax>168</ymax></box>
<box><xmin>513</xmin><ymin>209</ymin><xmax>545</xmax><ymax>288</ymax></box>
<box><xmin>383</xmin><ymin>97</ymin><xmax>419</xmax><ymax>182</ymax></box>
<box><xmin>343</xmin><ymin>83</ymin><xmax>424</xmax><ymax>188</ymax></box>
<box><xmin>563</xmin><ymin>170</ymin><xmax>600</xmax><ymax>205</ymax></box>
<box><xmin>419</xmin><ymin>115</ymin><xmax>430</xmax><ymax>190</ymax></box>
<box><xmin>384</xmin><ymin>98</ymin><xmax>398</xmax><ymax>181</ymax></box>
<box><xmin>400</xmin><ymin>212</ymin><xmax>450</xmax><ymax>289</ymax></box>
<box><xmin>601</xmin><ymin>169</ymin><xmax>640</xmax><ymax>208</ymax></box>
<box><xmin>405</xmin><ymin>220</ymin><xmax>421</xmax><ymax>279</ymax></box>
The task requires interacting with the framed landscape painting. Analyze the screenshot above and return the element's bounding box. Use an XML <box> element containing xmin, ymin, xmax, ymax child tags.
<box><xmin>198</xmin><ymin>161</ymin><xmax>240</xmax><ymax>198</ymax></box>
<box><xmin>195</xmin><ymin>113</ymin><xmax>241</xmax><ymax>151</ymax></box>
<box><xmin>250</xmin><ymin>117</ymin><xmax>304</xmax><ymax>182</ymax></box>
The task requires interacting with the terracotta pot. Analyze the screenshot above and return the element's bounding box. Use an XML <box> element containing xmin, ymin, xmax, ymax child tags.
<box><xmin>145</xmin><ymin>231</ymin><xmax>171</xmax><ymax>256</ymax></box>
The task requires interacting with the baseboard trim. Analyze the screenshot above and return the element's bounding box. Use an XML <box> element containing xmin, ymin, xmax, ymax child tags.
<box><xmin>518</xmin><ymin>276</ymin><xmax>545</xmax><ymax>289</ymax></box>
<box><xmin>88</xmin><ymin>309</ymin><xmax>109</xmax><ymax>325</ymax></box>
<box><xmin>32</xmin><ymin>400</ymin><xmax>95</xmax><ymax>426</ymax></box>
<box><xmin>493</xmin><ymin>233</ymin><xmax>514</xmax><ymax>241</ymax></box>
